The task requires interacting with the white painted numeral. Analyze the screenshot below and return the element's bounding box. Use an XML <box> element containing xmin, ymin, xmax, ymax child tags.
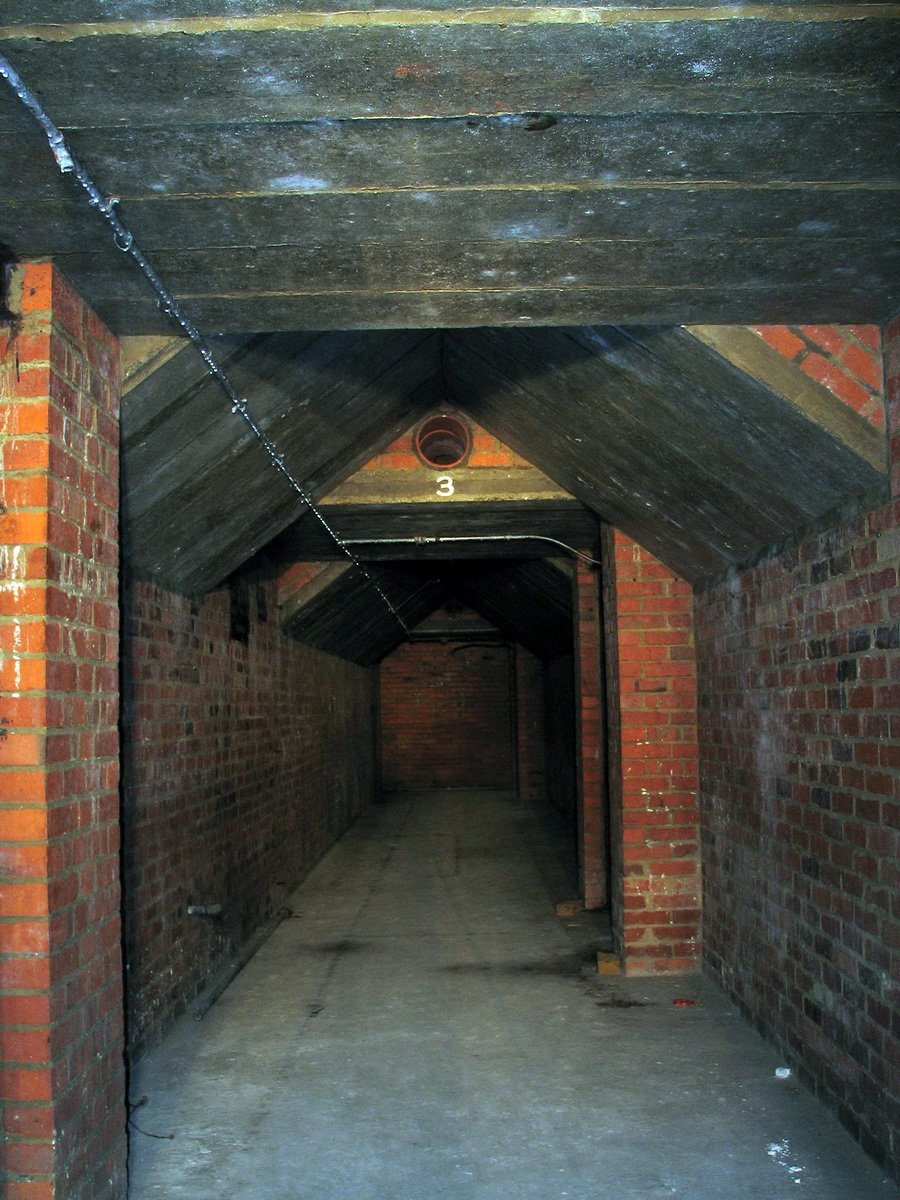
<box><xmin>436</xmin><ymin>475</ymin><xmax>454</xmax><ymax>497</ymax></box>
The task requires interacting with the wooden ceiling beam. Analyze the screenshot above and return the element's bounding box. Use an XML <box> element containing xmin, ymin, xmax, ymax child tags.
<box><xmin>26</xmin><ymin>239</ymin><xmax>900</xmax><ymax>303</ymax></box>
<box><xmin>268</xmin><ymin>501</ymin><xmax>599</xmax><ymax>562</ymax></box>
<box><xmin>1</xmin><ymin>4</ymin><xmax>897</xmax><ymax>329</ymax></box>
<box><xmin>4</xmin><ymin>113</ymin><xmax>897</xmax><ymax>200</ymax></box>
<box><xmin>2</xmin><ymin>9</ymin><xmax>897</xmax><ymax>128</ymax></box>
<box><xmin>5</xmin><ymin>188</ymin><xmax>895</xmax><ymax>259</ymax></box>
<box><xmin>33</xmin><ymin>282</ymin><xmax>900</xmax><ymax>335</ymax></box>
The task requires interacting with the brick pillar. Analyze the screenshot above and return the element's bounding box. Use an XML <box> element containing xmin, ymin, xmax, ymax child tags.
<box><xmin>0</xmin><ymin>263</ymin><xmax>125</xmax><ymax>1199</ymax></box>
<box><xmin>573</xmin><ymin>558</ymin><xmax>606</xmax><ymax>909</ymax></box>
<box><xmin>605</xmin><ymin>530</ymin><xmax>700</xmax><ymax>974</ymax></box>
<box><xmin>886</xmin><ymin>314</ymin><xmax>900</xmax><ymax>499</ymax></box>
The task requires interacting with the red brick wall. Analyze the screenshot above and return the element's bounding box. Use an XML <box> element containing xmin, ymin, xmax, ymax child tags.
<box><xmin>1</xmin><ymin>264</ymin><xmax>125</xmax><ymax>1200</ymax></box>
<box><xmin>121</xmin><ymin>577</ymin><xmax>377</xmax><ymax>1056</ymax></box>
<box><xmin>379</xmin><ymin>641</ymin><xmax>515</xmax><ymax>790</ymax></box>
<box><xmin>753</xmin><ymin>324</ymin><xmax>884</xmax><ymax>427</ymax></box>
<box><xmin>363</xmin><ymin>421</ymin><xmax>531</xmax><ymax>471</ymax></box>
<box><xmin>602</xmin><ymin>529</ymin><xmax>701</xmax><ymax>974</ymax></box>
<box><xmin>694</xmin><ymin>314</ymin><xmax>899</xmax><ymax>1177</ymax></box>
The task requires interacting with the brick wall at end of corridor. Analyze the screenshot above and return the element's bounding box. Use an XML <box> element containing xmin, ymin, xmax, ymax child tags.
<box><xmin>0</xmin><ymin>262</ymin><xmax>125</xmax><ymax>1200</ymax></box>
<box><xmin>602</xmin><ymin>529</ymin><xmax>700</xmax><ymax>974</ymax></box>
<box><xmin>379</xmin><ymin>641</ymin><xmax>516</xmax><ymax>790</ymax></box>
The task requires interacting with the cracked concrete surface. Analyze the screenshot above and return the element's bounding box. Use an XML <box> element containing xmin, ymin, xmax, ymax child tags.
<box><xmin>127</xmin><ymin>791</ymin><xmax>898</xmax><ymax>1199</ymax></box>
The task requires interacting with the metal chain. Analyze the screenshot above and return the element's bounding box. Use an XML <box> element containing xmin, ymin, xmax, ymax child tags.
<box><xmin>0</xmin><ymin>51</ymin><xmax>411</xmax><ymax>637</ymax></box>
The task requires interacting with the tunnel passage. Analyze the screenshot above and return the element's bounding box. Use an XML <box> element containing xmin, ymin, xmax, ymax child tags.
<box><xmin>3</xmin><ymin>278</ymin><xmax>894</xmax><ymax>1200</ymax></box>
<box><xmin>376</xmin><ymin>590</ymin><xmax>575</xmax><ymax>807</ymax></box>
<box><xmin>276</xmin><ymin>552</ymin><xmax>596</xmax><ymax>866</ymax></box>
<box><xmin>1</xmin><ymin>4</ymin><xmax>898</xmax><ymax>1174</ymax></box>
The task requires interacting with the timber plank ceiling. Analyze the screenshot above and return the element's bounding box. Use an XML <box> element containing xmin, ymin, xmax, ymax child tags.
<box><xmin>1</xmin><ymin>3</ymin><xmax>898</xmax><ymax>330</ymax></box>
<box><xmin>118</xmin><ymin>326</ymin><xmax>887</xmax><ymax>594</ymax></box>
<box><xmin>0</xmin><ymin>2</ymin><xmax>896</xmax><ymax>644</ymax></box>
<box><xmin>278</xmin><ymin>558</ymin><xmax>574</xmax><ymax>663</ymax></box>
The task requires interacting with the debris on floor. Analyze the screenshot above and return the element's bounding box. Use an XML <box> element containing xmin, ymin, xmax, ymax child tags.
<box><xmin>596</xmin><ymin>950</ymin><xmax>622</xmax><ymax>976</ymax></box>
<box><xmin>596</xmin><ymin>996</ymin><xmax>648</xmax><ymax>1009</ymax></box>
<box><xmin>767</xmin><ymin>1139</ymin><xmax>806</xmax><ymax>1185</ymax></box>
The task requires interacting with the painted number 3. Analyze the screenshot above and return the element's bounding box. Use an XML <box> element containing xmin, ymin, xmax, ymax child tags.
<box><xmin>436</xmin><ymin>475</ymin><xmax>454</xmax><ymax>497</ymax></box>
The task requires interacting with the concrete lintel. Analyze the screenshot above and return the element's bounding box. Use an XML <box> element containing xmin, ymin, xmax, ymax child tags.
<box><xmin>325</xmin><ymin>466</ymin><xmax>573</xmax><ymax>506</ymax></box>
<box><xmin>120</xmin><ymin>336</ymin><xmax>187</xmax><ymax>394</ymax></box>
<box><xmin>278</xmin><ymin>561</ymin><xmax>351</xmax><ymax>625</ymax></box>
<box><xmin>685</xmin><ymin>324</ymin><xmax>887</xmax><ymax>474</ymax></box>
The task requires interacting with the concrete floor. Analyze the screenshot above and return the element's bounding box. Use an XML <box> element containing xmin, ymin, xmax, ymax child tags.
<box><xmin>127</xmin><ymin>791</ymin><xmax>897</xmax><ymax>1199</ymax></box>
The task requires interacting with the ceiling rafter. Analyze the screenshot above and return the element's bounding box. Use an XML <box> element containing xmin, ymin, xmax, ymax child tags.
<box><xmin>1</xmin><ymin>3</ymin><xmax>897</xmax><ymax>329</ymax></box>
<box><xmin>1</xmin><ymin>1</ymin><xmax>894</xmax><ymax>651</ymax></box>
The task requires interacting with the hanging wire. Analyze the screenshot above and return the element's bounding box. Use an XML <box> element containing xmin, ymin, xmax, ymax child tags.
<box><xmin>0</xmin><ymin>51</ymin><xmax>411</xmax><ymax>637</ymax></box>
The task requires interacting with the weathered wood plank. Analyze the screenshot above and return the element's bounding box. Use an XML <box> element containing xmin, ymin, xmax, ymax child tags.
<box><xmin>41</xmin><ymin>238</ymin><xmax>900</xmax><ymax>301</ymax></box>
<box><xmin>4</xmin><ymin>186</ymin><xmax>897</xmax><ymax>257</ymax></box>
<box><xmin>120</xmin><ymin>335</ymin><xmax>185</xmax><ymax>391</ymax></box>
<box><xmin>126</xmin><ymin>332</ymin><xmax>440</xmax><ymax>593</ymax></box>
<box><xmin>686</xmin><ymin>325</ymin><xmax>887</xmax><ymax>470</ymax></box>
<box><xmin>444</xmin><ymin>334</ymin><xmax>737</xmax><ymax>579</ymax></box>
<box><xmin>278</xmin><ymin>562</ymin><xmax>351</xmax><ymax>625</ymax></box>
<box><xmin>564</xmin><ymin>325</ymin><xmax>887</xmax><ymax>506</ymax></box>
<box><xmin>129</xmin><ymin>356</ymin><xmax>429</xmax><ymax>592</ymax></box>
<box><xmin>324</xmin><ymin>468</ymin><xmax>571</xmax><ymax>505</ymax></box>
<box><xmin>450</xmin><ymin>328</ymin><xmax>790</xmax><ymax>562</ymax></box>
<box><xmin>1</xmin><ymin>16</ymin><xmax>896</xmax><ymax>128</ymax></box>
<box><xmin>452</xmin><ymin>559</ymin><xmax>574</xmax><ymax>657</ymax></box>
<box><xmin>94</xmin><ymin>282</ymin><xmax>898</xmax><ymax>335</ymax></box>
<box><xmin>12</xmin><ymin>3</ymin><xmax>897</xmax><ymax>22</ymax></box>
<box><xmin>121</xmin><ymin>333</ymin><xmax>262</xmax><ymax>446</ymax></box>
<box><xmin>280</xmin><ymin>563</ymin><xmax>444</xmax><ymax>664</ymax></box>
<box><xmin>446</xmin><ymin>326</ymin><xmax>889</xmax><ymax>581</ymax></box>
<box><xmin>3</xmin><ymin>112</ymin><xmax>898</xmax><ymax>202</ymax></box>
<box><xmin>123</xmin><ymin>332</ymin><xmax>323</xmax><ymax>521</ymax></box>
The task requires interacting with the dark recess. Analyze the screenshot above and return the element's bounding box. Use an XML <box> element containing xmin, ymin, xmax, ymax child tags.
<box><xmin>229</xmin><ymin>576</ymin><xmax>251</xmax><ymax>644</ymax></box>
<box><xmin>0</xmin><ymin>243</ymin><xmax>17</xmax><ymax>322</ymax></box>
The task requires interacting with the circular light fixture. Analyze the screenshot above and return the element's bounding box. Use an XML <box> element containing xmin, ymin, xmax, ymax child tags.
<box><xmin>414</xmin><ymin>414</ymin><xmax>471</xmax><ymax>469</ymax></box>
